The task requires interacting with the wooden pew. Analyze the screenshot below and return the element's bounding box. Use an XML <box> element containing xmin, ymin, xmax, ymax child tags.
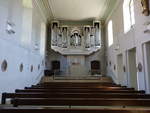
<box><xmin>0</xmin><ymin>108</ymin><xmax>150</xmax><ymax>113</ymax></box>
<box><xmin>33</xmin><ymin>84</ymin><xmax>122</xmax><ymax>87</ymax></box>
<box><xmin>2</xmin><ymin>92</ymin><xmax>150</xmax><ymax>104</ymax></box>
<box><xmin>36</xmin><ymin>82</ymin><xmax>121</xmax><ymax>85</ymax></box>
<box><xmin>34</xmin><ymin>83</ymin><xmax>122</xmax><ymax>87</ymax></box>
<box><xmin>15</xmin><ymin>89</ymin><xmax>145</xmax><ymax>93</ymax></box>
<box><xmin>37</xmin><ymin>82</ymin><xmax>116</xmax><ymax>85</ymax></box>
<box><xmin>24</xmin><ymin>86</ymin><xmax>134</xmax><ymax>90</ymax></box>
<box><xmin>11</xmin><ymin>98</ymin><xmax>150</xmax><ymax>107</ymax></box>
<box><xmin>32</xmin><ymin>84</ymin><xmax>123</xmax><ymax>87</ymax></box>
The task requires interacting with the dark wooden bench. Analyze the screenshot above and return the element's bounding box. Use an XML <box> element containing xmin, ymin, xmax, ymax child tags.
<box><xmin>2</xmin><ymin>92</ymin><xmax>150</xmax><ymax>104</ymax></box>
<box><xmin>32</xmin><ymin>83</ymin><xmax>122</xmax><ymax>87</ymax></box>
<box><xmin>24</xmin><ymin>86</ymin><xmax>134</xmax><ymax>90</ymax></box>
<box><xmin>37</xmin><ymin>82</ymin><xmax>116</xmax><ymax>85</ymax></box>
<box><xmin>31</xmin><ymin>85</ymin><xmax>125</xmax><ymax>90</ymax></box>
<box><xmin>0</xmin><ymin>108</ymin><xmax>150</xmax><ymax>113</ymax></box>
<box><xmin>11</xmin><ymin>98</ymin><xmax>150</xmax><ymax>107</ymax></box>
<box><xmin>15</xmin><ymin>89</ymin><xmax>145</xmax><ymax>93</ymax></box>
<box><xmin>33</xmin><ymin>84</ymin><xmax>122</xmax><ymax>86</ymax></box>
<box><xmin>36</xmin><ymin>82</ymin><xmax>120</xmax><ymax>85</ymax></box>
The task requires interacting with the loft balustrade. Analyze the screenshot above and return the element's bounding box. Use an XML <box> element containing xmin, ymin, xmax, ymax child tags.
<box><xmin>51</xmin><ymin>21</ymin><xmax>101</xmax><ymax>55</ymax></box>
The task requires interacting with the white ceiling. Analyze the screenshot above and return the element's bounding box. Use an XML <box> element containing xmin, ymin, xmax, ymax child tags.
<box><xmin>37</xmin><ymin>0</ymin><xmax>118</xmax><ymax>21</ymax></box>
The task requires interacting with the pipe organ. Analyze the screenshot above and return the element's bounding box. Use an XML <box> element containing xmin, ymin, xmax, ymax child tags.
<box><xmin>51</xmin><ymin>21</ymin><xmax>101</xmax><ymax>55</ymax></box>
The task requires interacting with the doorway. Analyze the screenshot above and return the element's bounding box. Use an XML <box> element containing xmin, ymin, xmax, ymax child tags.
<box><xmin>117</xmin><ymin>54</ymin><xmax>124</xmax><ymax>84</ymax></box>
<box><xmin>143</xmin><ymin>42</ymin><xmax>150</xmax><ymax>93</ymax></box>
<box><xmin>128</xmin><ymin>48</ymin><xmax>137</xmax><ymax>89</ymax></box>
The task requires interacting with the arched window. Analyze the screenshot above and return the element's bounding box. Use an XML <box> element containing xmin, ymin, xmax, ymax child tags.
<box><xmin>123</xmin><ymin>0</ymin><xmax>135</xmax><ymax>33</ymax></box>
<box><xmin>108</xmin><ymin>20</ymin><xmax>114</xmax><ymax>47</ymax></box>
<box><xmin>40</xmin><ymin>22</ymin><xmax>46</xmax><ymax>56</ymax></box>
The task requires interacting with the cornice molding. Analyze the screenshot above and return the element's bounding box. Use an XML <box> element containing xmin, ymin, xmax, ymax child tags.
<box><xmin>98</xmin><ymin>0</ymin><xmax>110</xmax><ymax>20</ymax></box>
<box><xmin>105</xmin><ymin>0</ymin><xmax>121</xmax><ymax>24</ymax></box>
<box><xmin>48</xmin><ymin>0</ymin><xmax>55</xmax><ymax>19</ymax></box>
<box><xmin>33</xmin><ymin>0</ymin><xmax>47</xmax><ymax>22</ymax></box>
<box><xmin>33</xmin><ymin>0</ymin><xmax>53</xmax><ymax>22</ymax></box>
<box><xmin>43</xmin><ymin>0</ymin><xmax>54</xmax><ymax>20</ymax></box>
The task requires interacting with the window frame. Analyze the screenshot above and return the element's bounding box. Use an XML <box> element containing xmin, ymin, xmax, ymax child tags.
<box><xmin>108</xmin><ymin>20</ymin><xmax>114</xmax><ymax>47</ymax></box>
<box><xmin>123</xmin><ymin>0</ymin><xmax>135</xmax><ymax>34</ymax></box>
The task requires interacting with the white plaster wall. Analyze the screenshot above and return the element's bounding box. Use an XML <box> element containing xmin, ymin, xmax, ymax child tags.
<box><xmin>105</xmin><ymin>0</ymin><xmax>150</xmax><ymax>91</ymax></box>
<box><xmin>85</xmin><ymin>50</ymin><xmax>105</xmax><ymax>75</ymax></box>
<box><xmin>46</xmin><ymin>49</ymin><xmax>68</xmax><ymax>75</ymax></box>
<box><xmin>0</xmin><ymin>0</ymin><xmax>47</xmax><ymax>97</ymax></box>
<box><xmin>67</xmin><ymin>56</ymin><xmax>87</xmax><ymax>76</ymax></box>
<box><xmin>46</xmin><ymin>49</ymin><xmax>105</xmax><ymax>76</ymax></box>
<box><xmin>46</xmin><ymin>50</ymin><xmax>88</xmax><ymax>76</ymax></box>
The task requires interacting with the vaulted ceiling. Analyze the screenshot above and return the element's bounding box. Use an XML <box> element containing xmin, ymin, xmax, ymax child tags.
<box><xmin>35</xmin><ymin>0</ymin><xmax>118</xmax><ymax>21</ymax></box>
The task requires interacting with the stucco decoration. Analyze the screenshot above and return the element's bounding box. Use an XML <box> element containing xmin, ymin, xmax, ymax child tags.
<box><xmin>137</xmin><ymin>62</ymin><xmax>142</xmax><ymax>72</ymax></box>
<box><xmin>141</xmin><ymin>0</ymin><xmax>149</xmax><ymax>16</ymax></box>
<box><xmin>109</xmin><ymin>61</ymin><xmax>111</xmax><ymax>66</ymax></box>
<box><xmin>31</xmin><ymin>65</ymin><xmax>33</xmax><ymax>72</ymax></box>
<box><xmin>1</xmin><ymin>60</ymin><xmax>8</xmax><ymax>72</ymax></box>
<box><xmin>38</xmin><ymin>64</ymin><xmax>40</xmax><ymax>70</ymax></box>
<box><xmin>106</xmin><ymin>61</ymin><xmax>108</xmax><ymax>67</ymax></box>
<box><xmin>19</xmin><ymin>63</ymin><xmax>23</xmax><ymax>72</ymax></box>
<box><xmin>123</xmin><ymin>66</ymin><xmax>126</xmax><ymax>72</ymax></box>
<box><xmin>114</xmin><ymin>65</ymin><xmax>116</xmax><ymax>70</ymax></box>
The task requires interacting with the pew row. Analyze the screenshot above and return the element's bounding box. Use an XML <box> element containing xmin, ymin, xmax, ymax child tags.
<box><xmin>24</xmin><ymin>86</ymin><xmax>134</xmax><ymax>90</ymax></box>
<box><xmin>2</xmin><ymin>92</ymin><xmax>150</xmax><ymax>104</ymax></box>
<box><xmin>15</xmin><ymin>89</ymin><xmax>145</xmax><ymax>93</ymax></box>
<box><xmin>0</xmin><ymin>108</ymin><xmax>150</xmax><ymax>113</ymax></box>
<box><xmin>11</xmin><ymin>98</ymin><xmax>150</xmax><ymax>107</ymax></box>
<box><xmin>33</xmin><ymin>83</ymin><xmax>122</xmax><ymax>87</ymax></box>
